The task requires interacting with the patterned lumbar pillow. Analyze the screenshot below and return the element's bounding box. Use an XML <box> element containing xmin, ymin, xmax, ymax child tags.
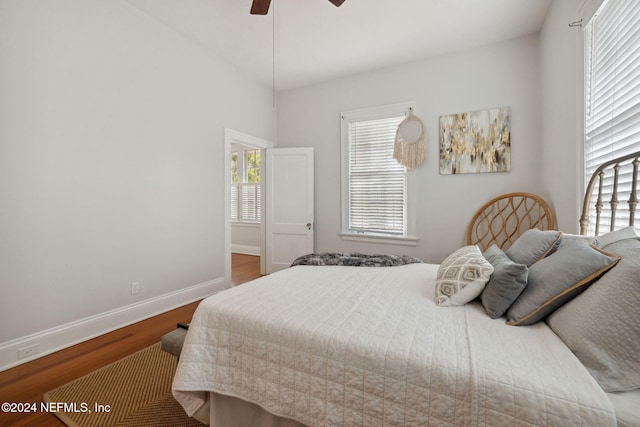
<box><xmin>436</xmin><ymin>245</ymin><xmax>494</xmax><ymax>306</ymax></box>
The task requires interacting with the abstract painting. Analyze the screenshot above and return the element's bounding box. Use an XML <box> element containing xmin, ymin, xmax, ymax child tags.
<box><xmin>439</xmin><ymin>107</ymin><xmax>511</xmax><ymax>174</ymax></box>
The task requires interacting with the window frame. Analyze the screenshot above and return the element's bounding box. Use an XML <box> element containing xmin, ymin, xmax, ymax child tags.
<box><xmin>581</xmin><ymin>0</ymin><xmax>640</xmax><ymax>234</ymax></box>
<box><xmin>231</xmin><ymin>150</ymin><xmax>239</xmax><ymax>222</ymax></box>
<box><xmin>231</xmin><ymin>147</ymin><xmax>262</xmax><ymax>225</ymax></box>
<box><xmin>340</xmin><ymin>102</ymin><xmax>418</xmax><ymax>246</ymax></box>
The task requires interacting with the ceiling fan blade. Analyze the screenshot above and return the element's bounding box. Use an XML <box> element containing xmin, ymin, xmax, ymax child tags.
<box><xmin>251</xmin><ymin>0</ymin><xmax>271</xmax><ymax>15</ymax></box>
<box><xmin>328</xmin><ymin>0</ymin><xmax>346</xmax><ymax>6</ymax></box>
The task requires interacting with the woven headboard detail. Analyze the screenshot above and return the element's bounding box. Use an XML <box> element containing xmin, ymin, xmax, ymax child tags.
<box><xmin>467</xmin><ymin>192</ymin><xmax>555</xmax><ymax>252</ymax></box>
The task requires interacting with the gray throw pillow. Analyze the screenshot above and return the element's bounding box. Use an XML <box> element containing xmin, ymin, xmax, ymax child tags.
<box><xmin>505</xmin><ymin>229</ymin><xmax>562</xmax><ymax>267</ymax></box>
<box><xmin>480</xmin><ymin>244</ymin><xmax>528</xmax><ymax>319</ymax></box>
<box><xmin>506</xmin><ymin>239</ymin><xmax>619</xmax><ymax>326</ymax></box>
<box><xmin>557</xmin><ymin>233</ymin><xmax>597</xmax><ymax>249</ymax></box>
<box><xmin>547</xmin><ymin>238</ymin><xmax>640</xmax><ymax>392</ymax></box>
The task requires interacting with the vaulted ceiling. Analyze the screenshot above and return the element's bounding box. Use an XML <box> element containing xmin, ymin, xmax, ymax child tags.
<box><xmin>125</xmin><ymin>0</ymin><xmax>552</xmax><ymax>91</ymax></box>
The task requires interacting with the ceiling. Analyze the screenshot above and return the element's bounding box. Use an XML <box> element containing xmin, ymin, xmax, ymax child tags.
<box><xmin>125</xmin><ymin>0</ymin><xmax>552</xmax><ymax>91</ymax></box>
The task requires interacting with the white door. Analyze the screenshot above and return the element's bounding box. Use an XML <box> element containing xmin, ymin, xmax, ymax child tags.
<box><xmin>265</xmin><ymin>147</ymin><xmax>314</xmax><ymax>273</ymax></box>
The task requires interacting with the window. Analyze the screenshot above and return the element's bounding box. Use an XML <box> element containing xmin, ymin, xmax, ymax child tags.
<box><xmin>231</xmin><ymin>148</ymin><xmax>262</xmax><ymax>223</ymax></box>
<box><xmin>584</xmin><ymin>0</ymin><xmax>640</xmax><ymax>233</ymax></box>
<box><xmin>340</xmin><ymin>102</ymin><xmax>417</xmax><ymax>246</ymax></box>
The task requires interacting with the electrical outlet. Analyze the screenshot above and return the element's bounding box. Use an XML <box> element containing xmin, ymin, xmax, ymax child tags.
<box><xmin>131</xmin><ymin>282</ymin><xmax>140</xmax><ymax>295</ymax></box>
<box><xmin>18</xmin><ymin>343</ymin><xmax>40</xmax><ymax>359</ymax></box>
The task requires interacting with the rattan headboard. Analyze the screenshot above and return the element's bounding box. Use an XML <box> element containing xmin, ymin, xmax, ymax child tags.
<box><xmin>580</xmin><ymin>150</ymin><xmax>640</xmax><ymax>236</ymax></box>
<box><xmin>467</xmin><ymin>192</ymin><xmax>555</xmax><ymax>251</ymax></box>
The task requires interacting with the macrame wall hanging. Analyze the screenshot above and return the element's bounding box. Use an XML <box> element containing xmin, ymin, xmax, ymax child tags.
<box><xmin>393</xmin><ymin>109</ymin><xmax>426</xmax><ymax>170</ymax></box>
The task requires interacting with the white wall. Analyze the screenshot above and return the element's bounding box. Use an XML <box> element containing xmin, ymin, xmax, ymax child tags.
<box><xmin>231</xmin><ymin>223</ymin><xmax>261</xmax><ymax>255</ymax></box>
<box><xmin>276</xmin><ymin>35</ymin><xmax>543</xmax><ymax>263</ymax></box>
<box><xmin>540</xmin><ymin>0</ymin><xmax>583</xmax><ymax>233</ymax></box>
<box><xmin>0</xmin><ymin>0</ymin><xmax>275</xmax><ymax>364</ymax></box>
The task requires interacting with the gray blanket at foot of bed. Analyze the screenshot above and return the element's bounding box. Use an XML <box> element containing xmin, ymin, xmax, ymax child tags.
<box><xmin>291</xmin><ymin>252</ymin><xmax>422</xmax><ymax>267</ymax></box>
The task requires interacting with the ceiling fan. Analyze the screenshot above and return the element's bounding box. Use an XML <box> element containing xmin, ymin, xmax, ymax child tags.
<box><xmin>251</xmin><ymin>0</ymin><xmax>345</xmax><ymax>15</ymax></box>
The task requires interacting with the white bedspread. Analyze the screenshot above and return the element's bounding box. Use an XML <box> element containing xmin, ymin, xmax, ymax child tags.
<box><xmin>173</xmin><ymin>264</ymin><xmax>616</xmax><ymax>426</ymax></box>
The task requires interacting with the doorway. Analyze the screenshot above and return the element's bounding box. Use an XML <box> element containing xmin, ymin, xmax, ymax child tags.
<box><xmin>230</xmin><ymin>142</ymin><xmax>262</xmax><ymax>284</ymax></box>
<box><xmin>224</xmin><ymin>129</ymin><xmax>273</xmax><ymax>287</ymax></box>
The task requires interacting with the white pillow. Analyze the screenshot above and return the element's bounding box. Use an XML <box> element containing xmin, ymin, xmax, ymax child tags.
<box><xmin>594</xmin><ymin>226</ymin><xmax>640</xmax><ymax>248</ymax></box>
<box><xmin>435</xmin><ymin>245</ymin><xmax>494</xmax><ymax>306</ymax></box>
<box><xmin>546</xmin><ymin>238</ymin><xmax>640</xmax><ymax>391</ymax></box>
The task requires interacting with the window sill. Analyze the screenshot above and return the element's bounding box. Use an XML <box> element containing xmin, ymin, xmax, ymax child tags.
<box><xmin>339</xmin><ymin>232</ymin><xmax>418</xmax><ymax>247</ymax></box>
<box><xmin>231</xmin><ymin>221</ymin><xmax>261</xmax><ymax>228</ymax></box>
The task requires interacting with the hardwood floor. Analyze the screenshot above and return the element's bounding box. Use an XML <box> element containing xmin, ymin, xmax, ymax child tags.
<box><xmin>0</xmin><ymin>254</ymin><xmax>261</xmax><ymax>426</ymax></box>
<box><xmin>232</xmin><ymin>253</ymin><xmax>262</xmax><ymax>285</ymax></box>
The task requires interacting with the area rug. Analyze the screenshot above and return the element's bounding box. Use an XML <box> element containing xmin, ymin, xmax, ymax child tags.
<box><xmin>43</xmin><ymin>343</ymin><xmax>204</xmax><ymax>427</ymax></box>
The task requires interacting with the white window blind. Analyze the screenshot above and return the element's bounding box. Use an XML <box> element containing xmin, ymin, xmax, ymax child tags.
<box><xmin>348</xmin><ymin>115</ymin><xmax>406</xmax><ymax>235</ymax></box>
<box><xmin>584</xmin><ymin>0</ymin><xmax>640</xmax><ymax>234</ymax></box>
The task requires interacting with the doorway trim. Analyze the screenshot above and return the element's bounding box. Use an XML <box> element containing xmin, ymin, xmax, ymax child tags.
<box><xmin>224</xmin><ymin>128</ymin><xmax>273</xmax><ymax>287</ymax></box>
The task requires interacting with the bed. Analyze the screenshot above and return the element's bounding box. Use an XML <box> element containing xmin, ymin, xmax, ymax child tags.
<box><xmin>173</xmin><ymin>151</ymin><xmax>640</xmax><ymax>426</ymax></box>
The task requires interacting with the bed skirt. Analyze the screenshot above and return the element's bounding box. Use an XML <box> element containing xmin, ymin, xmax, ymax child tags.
<box><xmin>209</xmin><ymin>392</ymin><xmax>307</xmax><ymax>427</ymax></box>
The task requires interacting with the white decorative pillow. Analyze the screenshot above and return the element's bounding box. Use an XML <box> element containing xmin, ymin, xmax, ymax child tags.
<box><xmin>594</xmin><ymin>226</ymin><xmax>640</xmax><ymax>248</ymax></box>
<box><xmin>547</xmin><ymin>238</ymin><xmax>640</xmax><ymax>391</ymax></box>
<box><xmin>436</xmin><ymin>245</ymin><xmax>494</xmax><ymax>306</ymax></box>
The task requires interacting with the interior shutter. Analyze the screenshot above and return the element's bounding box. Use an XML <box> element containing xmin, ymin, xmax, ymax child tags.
<box><xmin>230</xmin><ymin>183</ymin><xmax>239</xmax><ymax>221</ymax></box>
<box><xmin>241</xmin><ymin>183</ymin><xmax>261</xmax><ymax>222</ymax></box>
